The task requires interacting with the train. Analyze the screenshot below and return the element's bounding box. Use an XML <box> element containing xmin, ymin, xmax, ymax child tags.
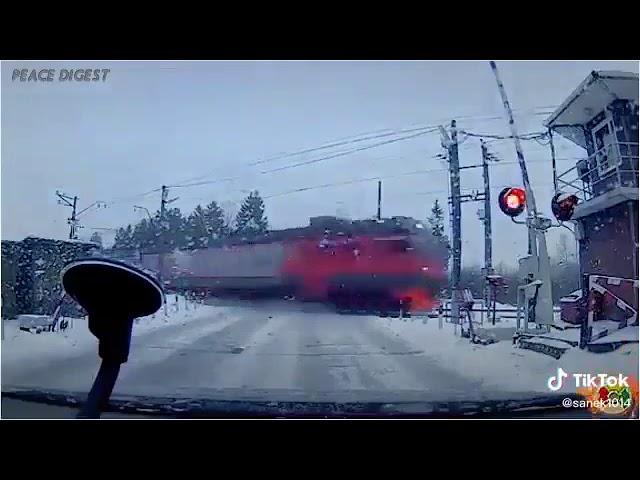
<box><xmin>140</xmin><ymin>215</ymin><xmax>449</xmax><ymax>313</ymax></box>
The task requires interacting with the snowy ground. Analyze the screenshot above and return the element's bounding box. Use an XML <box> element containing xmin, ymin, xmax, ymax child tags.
<box><xmin>2</xmin><ymin>298</ymin><xmax>638</xmax><ymax>410</ymax></box>
<box><xmin>1</xmin><ymin>295</ymin><xmax>214</xmax><ymax>372</ymax></box>
<box><xmin>374</xmin><ymin>314</ymin><xmax>638</xmax><ymax>395</ymax></box>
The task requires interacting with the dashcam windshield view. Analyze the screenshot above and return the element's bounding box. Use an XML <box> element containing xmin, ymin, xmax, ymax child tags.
<box><xmin>1</xmin><ymin>60</ymin><xmax>638</xmax><ymax>419</ymax></box>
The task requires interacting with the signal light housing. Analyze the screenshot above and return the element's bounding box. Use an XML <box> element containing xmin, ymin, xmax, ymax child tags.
<box><xmin>498</xmin><ymin>187</ymin><xmax>526</xmax><ymax>217</ymax></box>
<box><xmin>551</xmin><ymin>192</ymin><xmax>579</xmax><ymax>221</ymax></box>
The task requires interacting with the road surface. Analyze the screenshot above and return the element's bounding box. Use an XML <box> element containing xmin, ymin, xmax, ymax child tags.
<box><xmin>3</xmin><ymin>299</ymin><xmax>634</xmax><ymax>418</ymax></box>
<box><xmin>3</xmin><ymin>299</ymin><xmax>521</xmax><ymax>412</ymax></box>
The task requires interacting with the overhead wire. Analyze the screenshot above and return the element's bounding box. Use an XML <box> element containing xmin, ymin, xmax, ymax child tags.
<box><xmin>97</xmin><ymin>106</ymin><xmax>561</xmax><ymax>212</ymax></box>
<box><xmin>260</xmin><ymin>128</ymin><xmax>441</xmax><ymax>175</ymax></box>
<box><xmin>263</xmin><ymin>166</ymin><xmax>448</xmax><ymax>200</ymax></box>
<box><xmin>169</xmin><ymin>124</ymin><xmax>443</xmax><ymax>188</ymax></box>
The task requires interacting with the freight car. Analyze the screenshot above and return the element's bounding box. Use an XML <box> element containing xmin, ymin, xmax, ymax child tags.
<box><xmin>140</xmin><ymin>216</ymin><xmax>448</xmax><ymax>313</ymax></box>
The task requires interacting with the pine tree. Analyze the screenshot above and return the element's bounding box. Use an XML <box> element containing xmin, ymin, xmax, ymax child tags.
<box><xmin>132</xmin><ymin>217</ymin><xmax>160</xmax><ymax>251</ymax></box>
<box><xmin>427</xmin><ymin>199</ymin><xmax>446</xmax><ymax>238</ymax></box>
<box><xmin>185</xmin><ymin>205</ymin><xmax>209</xmax><ymax>249</ymax></box>
<box><xmin>163</xmin><ymin>207</ymin><xmax>188</xmax><ymax>251</ymax></box>
<box><xmin>427</xmin><ymin>199</ymin><xmax>450</xmax><ymax>269</ymax></box>
<box><xmin>234</xmin><ymin>191</ymin><xmax>268</xmax><ymax>237</ymax></box>
<box><xmin>204</xmin><ymin>201</ymin><xmax>227</xmax><ymax>241</ymax></box>
<box><xmin>113</xmin><ymin>225</ymin><xmax>135</xmax><ymax>250</ymax></box>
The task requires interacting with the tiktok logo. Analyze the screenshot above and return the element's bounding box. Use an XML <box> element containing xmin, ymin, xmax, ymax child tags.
<box><xmin>547</xmin><ymin>368</ymin><xmax>569</xmax><ymax>391</ymax></box>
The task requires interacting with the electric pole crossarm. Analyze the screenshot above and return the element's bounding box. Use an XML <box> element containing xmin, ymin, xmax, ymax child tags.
<box><xmin>56</xmin><ymin>191</ymin><xmax>74</xmax><ymax>207</ymax></box>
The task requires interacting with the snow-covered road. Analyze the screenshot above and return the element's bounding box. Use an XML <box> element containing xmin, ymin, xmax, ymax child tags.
<box><xmin>2</xmin><ymin>299</ymin><xmax>638</xmax><ymax>405</ymax></box>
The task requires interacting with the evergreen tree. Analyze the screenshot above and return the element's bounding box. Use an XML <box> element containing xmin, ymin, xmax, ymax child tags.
<box><xmin>234</xmin><ymin>191</ymin><xmax>268</xmax><ymax>237</ymax></box>
<box><xmin>132</xmin><ymin>217</ymin><xmax>160</xmax><ymax>251</ymax></box>
<box><xmin>185</xmin><ymin>205</ymin><xmax>210</xmax><ymax>249</ymax></box>
<box><xmin>204</xmin><ymin>201</ymin><xmax>227</xmax><ymax>240</ymax></box>
<box><xmin>113</xmin><ymin>225</ymin><xmax>135</xmax><ymax>250</ymax></box>
<box><xmin>185</xmin><ymin>203</ymin><xmax>225</xmax><ymax>249</ymax></box>
<box><xmin>427</xmin><ymin>199</ymin><xmax>446</xmax><ymax>238</ymax></box>
<box><xmin>162</xmin><ymin>207</ymin><xmax>188</xmax><ymax>251</ymax></box>
<box><xmin>427</xmin><ymin>199</ymin><xmax>450</xmax><ymax>270</ymax></box>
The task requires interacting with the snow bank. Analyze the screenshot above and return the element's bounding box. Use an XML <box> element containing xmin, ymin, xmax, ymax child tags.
<box><xmin>1</xmin><ymin>295</ymin><xmax>215</xmax><ymax>370</ymax></box>
<box><xmin>374</xmin><ymin>315</ymin><xmax>639</xmax><ymax>395</ymax></box>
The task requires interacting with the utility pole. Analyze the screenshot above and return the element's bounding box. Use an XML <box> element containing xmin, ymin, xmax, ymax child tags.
<box><xmin>71</xmin><ymin>196</ymin><xmax>78</xmax><ymax>239</ymax></box>
<box><xmin>481</xmin><ymin>141</ymin><xmax>493</xmax><ymax>310</ymax></box>
<box><xmin>56</xmin><ymin>192</ymin><xmax>107</xmax><ymax>240</ymax></box>
<box><xmin>157</xmin><ymin>185</ymin><xmax>179</xmax><ymax>285</ymax></box>
<box><xmin>158</xmin><ymin>185</ymin><xmax>169</xmax><ymax>315</ymax></box>
<box><xmin>377</xmin><ymin>180</ymin><xmax>382</xmax><ymax>220</ymax></box>
<box><xmin>442</xmin><ymin>135</ymin><xmax>497</xmax><ymax>328</ymax></box>
<box><xmin>159</xmin><ymin>185</ymin><xmax>168</xmax><ymax>284</ymax></box>
<box><xmin>441</xmin><ymin>121</ymin><xmax>461</xmax><ymax>325</ymax></box>
<box><xmin>56</xmin><ymin>191</ymin><xmax>79</xmax><ymax>239</ymax></box>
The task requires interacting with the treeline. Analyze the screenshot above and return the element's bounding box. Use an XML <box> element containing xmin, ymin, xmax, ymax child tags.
<box><xmin>112</xmin><ymin>190</ymin><xmax>268</xmax><ymax>252</ymax></box>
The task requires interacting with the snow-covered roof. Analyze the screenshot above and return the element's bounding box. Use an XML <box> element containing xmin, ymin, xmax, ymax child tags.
<box><xmin>544</xmin><ymin>71</ymin><xmax>639</xmax><ymax>148</ymax></box>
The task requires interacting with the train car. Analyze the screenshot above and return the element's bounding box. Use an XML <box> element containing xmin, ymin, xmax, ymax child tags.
<box><xmin>140</xmin><ymin>216</ymin><xmax>448</xmax><ymax>313</ymax></box>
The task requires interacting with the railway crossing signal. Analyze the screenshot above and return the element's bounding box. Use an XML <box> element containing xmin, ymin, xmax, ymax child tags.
<box><xmin>551</xmin><ymin>192</ymin><xmax>579</xmax><ymax>221</ymax></box>
<box><xmin>498</xmin><ymin>187</ymin><xmax>526</xmax><ymax>217</ymax></box>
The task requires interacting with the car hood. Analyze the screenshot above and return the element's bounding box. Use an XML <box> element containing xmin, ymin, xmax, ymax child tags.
<box><xmin>2</xmin><ymin>385</ymin><xmax>581</xmax><ymax>418</ymax></box>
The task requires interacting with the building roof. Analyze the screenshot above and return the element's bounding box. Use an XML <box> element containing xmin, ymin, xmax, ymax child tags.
<box><xmin>544</xmin><ymin>71</ymin><xmax>638</xmax><ymax>148</ymax></box>
<box><xmin>545</xmin><ymin>71</ymin><xmax>638</xmax><ymax>128</ymax></box>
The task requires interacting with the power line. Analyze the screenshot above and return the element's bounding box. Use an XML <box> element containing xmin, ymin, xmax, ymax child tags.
<box><xmin>170</xmin><ymin>154</ymin><xmax>571</xmax><ymax>205</ymax></box>
<box><xmin>260</xmin><ymin>128</ymin><xmax>440</xmax><ymax>174</ymax></box>
<box><xmin>101</xmin><ymin>107</ymin><xmax>559</xmax><ymax>205</ymax></box>
<box><xmin>169</xmin><ymin>128</ymin><xmax>442</xmax><ymax>190</ymax></box>
<box><xmin>105</xmin><ymin>187</ymin><xmax>163</xmax><ymax>206</ymax></box>
<box><xmin>169</xmin><ymin>125</ymin><xmax>442</xmax><ymax>188</ymax></box>
<box><xmin>263</xmin><ymin>166</ymin><xmax>448</xmax><ymax>200</ymax></box>
<box><xmin>169</xmin><ymin>108</ymin><xmax>557</xmax><ymax>188</ymax></box>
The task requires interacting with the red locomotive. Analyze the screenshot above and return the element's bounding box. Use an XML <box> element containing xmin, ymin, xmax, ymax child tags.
<box><xmin>140</xmin><ymin>216</ymin><xmax>448</xmax><ymax>313</ymax></box>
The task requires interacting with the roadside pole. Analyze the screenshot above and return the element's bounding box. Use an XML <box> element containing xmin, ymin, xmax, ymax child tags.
<box><xmin>481</xmin><ymin>141</ymin><xmax>494</xmax><ymax>318</ymax></box>
<box><xmin>160</xmin><ymin>185</ymin><xmax>169</xmax><ymax>316</ymax></box>
<box><xmin>441</xmin><ymin>121</ymin><xmax>462</xmax><ymax>327</ymax></box>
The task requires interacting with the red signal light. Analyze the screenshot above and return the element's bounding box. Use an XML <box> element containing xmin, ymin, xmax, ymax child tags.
<box><xmin>498</xmin><ymin>187</ymin><xmax>526</xmax><ymax>217</ymax></box>
<box><xmin>551</xmin><ymin>192</ymin><xmax>579</xmax><ymax>221</ymax></box>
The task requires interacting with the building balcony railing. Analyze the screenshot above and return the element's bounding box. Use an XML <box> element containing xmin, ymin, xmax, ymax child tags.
<box><xmin>555</xmin><ymin>142</ymin><xmax>638</xmax><ymax>202</ymax></box>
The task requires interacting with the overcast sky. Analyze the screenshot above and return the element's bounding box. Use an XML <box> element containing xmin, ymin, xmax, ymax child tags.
<box><xmin>2</xmin><ymin>60</ymin><xmax>638</xmax><ymax>267</ymax></box>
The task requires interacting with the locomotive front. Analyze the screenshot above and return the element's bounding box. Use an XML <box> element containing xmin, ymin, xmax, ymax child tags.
<box><xmin>281</xmin><ymin>219</ymin><xmax>448</xmax><ymax>314</ymax></box>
